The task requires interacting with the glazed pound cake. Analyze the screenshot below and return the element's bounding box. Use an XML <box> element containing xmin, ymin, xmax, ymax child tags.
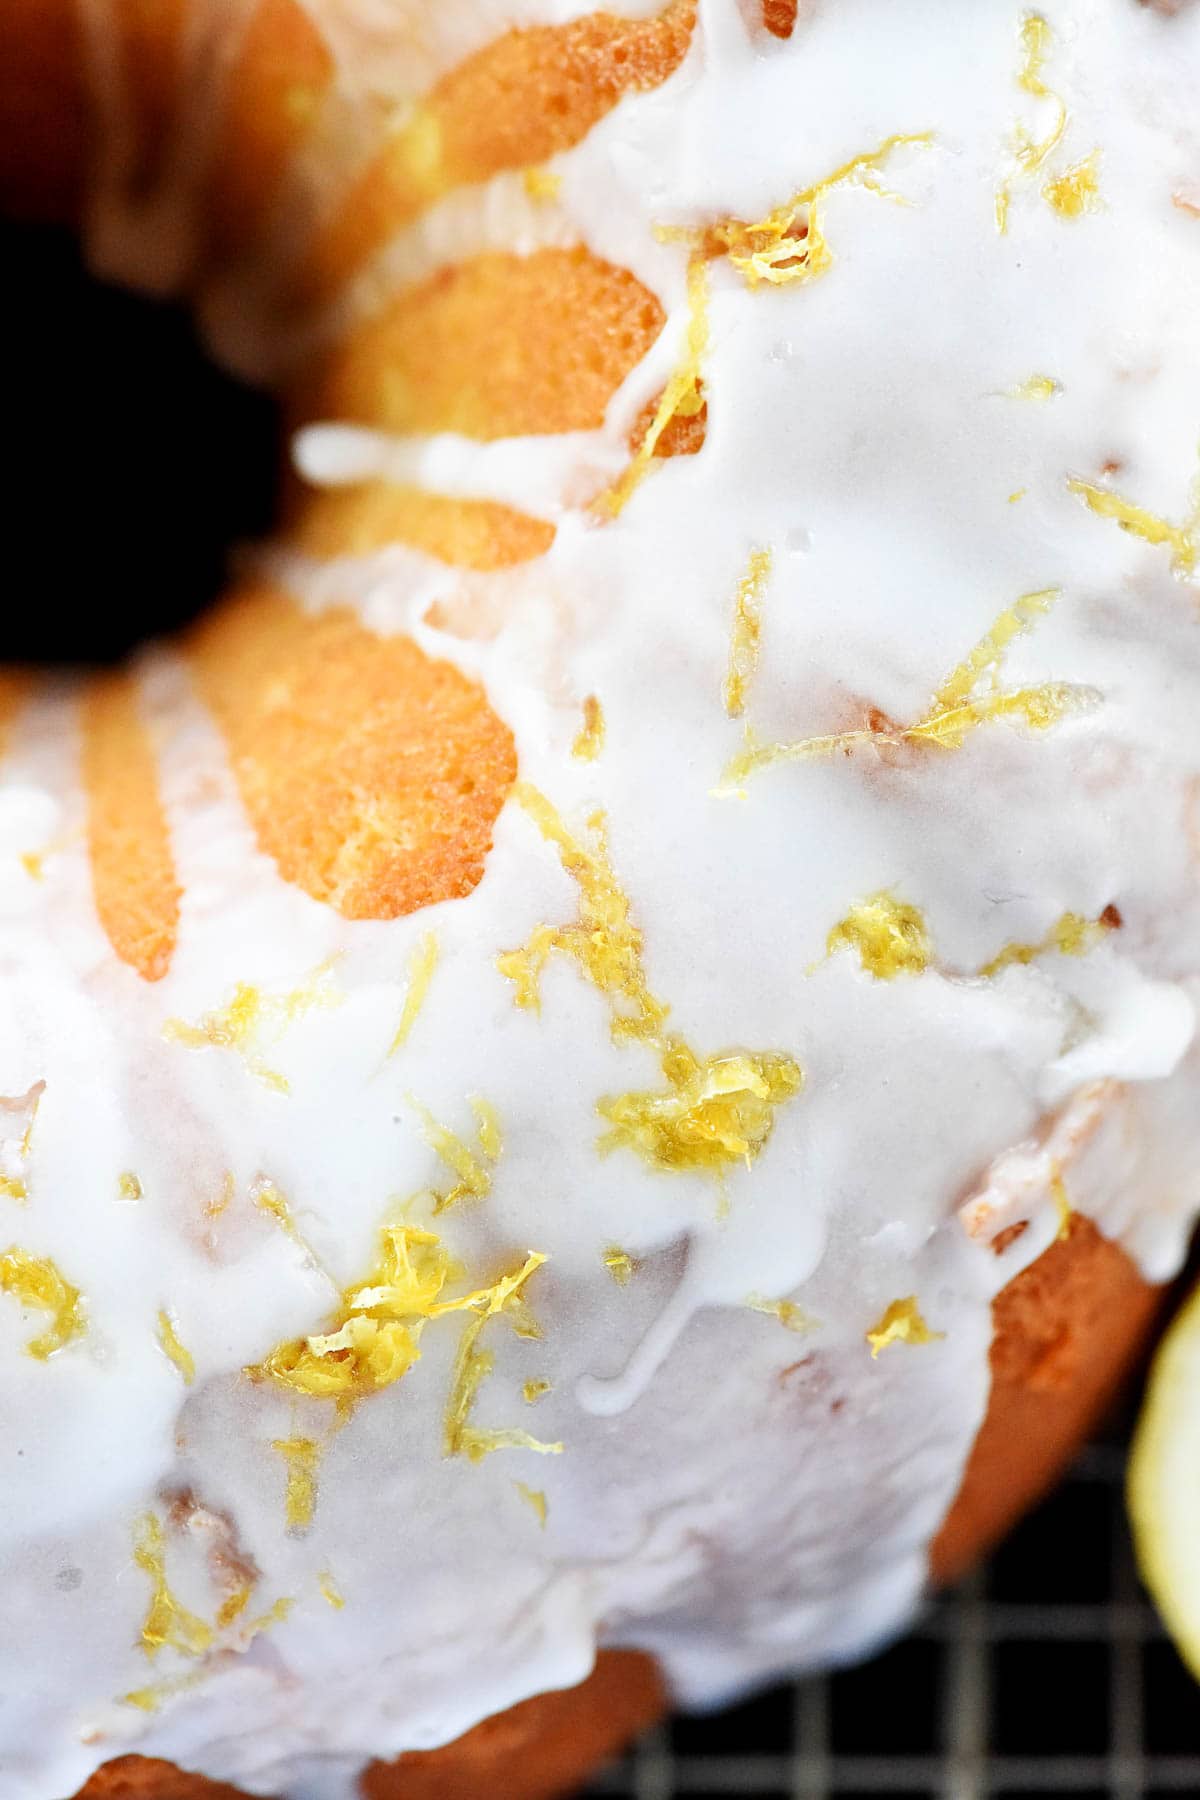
<box><xmin>0</xmin><ymin>1</ymin><xmax>1197</xmax><ymax>1796</ymax></box>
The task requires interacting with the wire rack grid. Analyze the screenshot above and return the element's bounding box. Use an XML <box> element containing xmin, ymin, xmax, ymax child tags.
<box><xmin>580</xmin><ymin>1439</ymin><xmax>1199</xmax><ymax>1800</ymax></box>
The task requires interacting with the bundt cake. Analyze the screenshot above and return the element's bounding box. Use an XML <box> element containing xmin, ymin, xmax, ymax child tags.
<box><xmin>0</xmin><ymin>1</ymin><xmax>1197</xmax><ymax>1796</ymax></box>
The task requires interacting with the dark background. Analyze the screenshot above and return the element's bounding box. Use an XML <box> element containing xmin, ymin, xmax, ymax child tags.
<box><xmin>4</xmin><ymin>218</ymin><xmax>277</xmax><ymax>666</ymax></box>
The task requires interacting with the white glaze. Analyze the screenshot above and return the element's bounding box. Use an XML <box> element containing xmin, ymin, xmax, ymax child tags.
<box><xmin>6</xmin><ymin>1</ymin><xmax>1200</xmax><ymax>1795</ymax></box>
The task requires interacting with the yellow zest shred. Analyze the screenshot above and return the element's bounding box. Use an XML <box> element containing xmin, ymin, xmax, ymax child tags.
<box><xmin>1009</xmin><ymin>374</ymin><xmax>1060</xmax><ymax>401</ymax></box>
<box><xmin>746</xmin><ymin>1293</ymin><xmax>815</xmax><ymax>1334</ymax></box>
<box><xmin>978</xmin><ymin>907</ymin><xmax>1116</xmax><ymax>977</ymax></box>
<box><xmin>907</xmin><ymin>682</ymin><xmax>1093</xmax><ymax>747</ymax></box>
<box><xmin>254</xmin><ymin>1179</ymin><xmax>297</xmax><ymax>1236</ymax></box>
<box><xmin>444</xmin><ymin>1253</ymin><xmax>563</xmax><ymax>1462</ymax></box>
<box><xmin>1067</xmin><ymin>468</ymin><xmax>1199</xmax><ymax>581</ymax></box>
<box><xmin>164</xmin><ymin>962</ymin><xmax>341</xmax><ymax>1094</ymax></box>
<box><xmin>216</xmin><ymin>1585</ymin><xmax>253</xmax><ymax>1629</ymax></box>
<box><xmin>1043</xmin><ymin>151</ymin><xmax>1101</xmax><ymax>218</ymax></box>
<box><xmin>722</xmin><ymin>697</ymin><xmax>1094</xmax><ymax>786</ymax></box>
<box><xmin>498</xmin><ymin>785</ymin><xmax>667</xmax><ymax>1045</ymax></box>
<box><xmin>164</xmin><ymin>984</ymin><xmax>286</xmax><ymax>1092</ymax></box>
<box><xmin>501</xmin><ymin>785</ymin><xmax>802</xmax><ymax>1180</ymax></box>
<box><xmin>0</xmin><ymin>1248</ymin><xmax>85</xmax><ymax>1358</ymax></box>
<box><xmin>247</xmin><ymin>1224</ymin><xmax>454</xmax><ymax>1404</ymax></box>
<box><xmin>826</xmin><ymin>891</ymin><xmax>932</xmax><ymax>980</ymax></box>
<box><xmin>572</xmin><ymin>695</ymin><xmax>606</xmax><ymax>762</ymax></box>
<box><xmin>273</xmin><ymin>1436</ymin><xmax>321</xmax><ymax>1531</ymax></box>
<box><xmin>1008</xmin><ymin>488</ymin><xmax>1027</xmax><ymax>504</ymax></box>
<box><xmin>522</xmin><ymin>166</ymin><xmax>561</xmax><ymax>202</ymax></box>
<box><xmin>996</xmin><ymin>12</ymin><xmax>1068</xmax><ymax>232</ymax></box>
<box><xmin>866</xmin><ymin>1296</ymin><xmax>945</xmax><ymax>1358</ymax></box>
<box><xmin>121</xmin><ymin>1669</ymin><xmax>208</xmax><ymax>1713</ymax></box>
<box><xmin>157</xmin><ymin>1309</ymin><xmax>195</xmax><ymax>1385</ymax></box>
<box><xmin>248</xmin><ymin>1596</ymin><xmax>294</xmax><ymax>1636</ymax></box>
<box><xmin>1050</xmin><ymin>1162</ymin><xmax>1073</xmax><ymax>1241</ymax></box>
<box><xmin>318</xmin><ymin>1569</ymin><xmax>345</xmax><ymax>1609</ymax></box>
<box><xmin>133</xmin><ymin>1512</ymin><xmax>214</xmax><ymax>1660</ymax></box>
<box><xmin>928</xmin><ymin>586</ymin><xmax>1059</xmax><ymax>714</ymax></box>
<box><xmin>474</xmin><ymin>1098</ymin><xmax>503</xmax><ymax>1161</ymax></box>
<box><xmin>389</xmin><ymin>932</ymin><xmax>439</xmax><ymax>1056</ymax></box>
<box><xmin>666</xmin><ymin>133</ymin><xmax>932</xmax><ymax>288</ymax></box>
<box><xmin>411</xmin><ymin>1095</ymin><xmax>502</xmax><ymax>1212</ymax></box>
<box><xmin>603</xmin><ymin>1247</ymin><xmax>636</xmax><ymax>1285</ymax></box>
<box><xmin>496</xmin><ymin>926</ymin><xmax>556</xmax><ymax>1014</ymax></box>
<box><xmin>514</xmin><ymin>1482</ymin><xmax>548</xmax><ymax>1526</ymax></box>
<box><xmin>205</xmin><ymin>1172</ymin><xmax>236</xmax><ymax>1219</ymax></box>
<box><xmin>599</xmin><ymin>255</ymin><xmax>709</xmax><ymax>519</ymax></box>
<box><xmin>598</xmin><ymin>1041</ymin><xmax>803</xmax><ymax>1177</ymax></box>
<box><xmin>0</xmin><ymin>1085</ymin><xmax>41</xmax><ymax>1204</ymax></box>
<box><xmin>252</xmin><ymin>1177</ymin><xmax>330</xmax><ymax>1279</ymax></box>
<box><xmin>523</xmin><ymin>1378</ymin><xmax>551</xmax><ymax>1404</ymax></box>
<box><xmin>19</xmin><ymin>831</ymin><xmax>77</xmax><ymax>882</ymax></box>
<box><xmin>118</xmin><ymin>1172</ymin><xmax>144</xmax><ymax>1201</ymax></box>
<box><xmin>717</xmin><ymin>587</ymin><xmax>1097</xmax><ymax>791</ymax></box>
<box><xmin>122</xmin><ymin>1687</ymin><xmax>161</xmax><ymax>1713</ymax></box>
<box><xmin>723</xmin><ymin>548</ymin><xmax>772</xmax><ymax>719</ymax></box>
<box><xmin>281</xmin><ymin>958</ymin><xmax>341</xmax><ymax>1022</ymax></box>
<box><xmin>18</xmin><ymin>834</ymin><xmax>73</xmax><ymax>884</ymax></box>
<box><xmin>246</xmin><ymin>1223</ymin><xmax>552</xmax><ymax>1440</ymax></box>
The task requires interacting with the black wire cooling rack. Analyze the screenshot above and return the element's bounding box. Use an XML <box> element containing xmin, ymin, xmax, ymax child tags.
<box><xmin>580</xmin><ymin>1430</ymin><xmax>1199</xmax><ymax>1800</ymax></box>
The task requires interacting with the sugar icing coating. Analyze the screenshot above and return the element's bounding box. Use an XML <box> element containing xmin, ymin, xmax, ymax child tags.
<box><xmin>4</xmin><ymin>2</ymin><xmax>1200</xmax><ymax>1795</ymax></box>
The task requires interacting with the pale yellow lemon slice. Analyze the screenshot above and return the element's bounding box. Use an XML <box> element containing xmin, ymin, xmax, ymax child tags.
<box><xmin>1129</xmin><ymin>1280</ymin><xmax>1200</xmax><ymax>1677</ymax></box>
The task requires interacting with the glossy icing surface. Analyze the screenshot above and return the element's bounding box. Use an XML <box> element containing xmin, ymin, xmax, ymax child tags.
<box><xmin>3</xmin><ymin>2</ymin><xmax>1200</xmax><ymax>1794</ymax></box>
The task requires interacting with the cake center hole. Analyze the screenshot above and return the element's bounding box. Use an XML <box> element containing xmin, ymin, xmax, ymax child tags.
<box><xmin>7</xmin><ymin>219</ymin><xmax>279</xmax><ymax>665</ymax></box>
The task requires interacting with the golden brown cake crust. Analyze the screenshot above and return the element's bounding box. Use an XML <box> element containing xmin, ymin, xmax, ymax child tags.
<box><xmin>77</xmin><ymin>1652</ymin><xmax>667</xmax><ymax>1800</ymax></box>
<box><xmin>74</xmin><ymin>1220</ymin><xmax>1161</xmax><ymax>1800</ymax></box>
<box><xmin>930</xmin><ymin>1215</ymin><xmax>1165</xmax><ymax>1584</ymax></box>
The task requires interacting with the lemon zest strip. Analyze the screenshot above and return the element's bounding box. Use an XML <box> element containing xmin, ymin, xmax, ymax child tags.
<box><xmin>157</xmin><ymin>1309</ymin><xmax>195</xmax><ymax>1385</ymax></box>
<box><xmin>717</xmin><ymin>588</ymin><xmax>1097</xmax><ymax>792</ymax></box>
<box><xmin>514</xmin><ymin>1482</ymin><xmax>549</xmax><ymax>1526</ymax></box>
<box><xmin>746</xmin><ymin>1293</ymin><xmax>816</xmax><ymax>1334</ymax></box>
<box><xmin>866</xmin><ymin>1296</ymin><xmax>945</xmax><ymax>1358</ymax></box>
<box><xmin>996</xmin><ymin>13</ymin><xmax>1068</xmax><ymax>232</ymax></box>
<box><xmin>1067</xmin><ymin>467</ymin><xmax>1200</xmax><ymax>581</ymax></box>
<box><xmin>499</xmin><ymin>785</ymin><xmax>803</xmax><ymax>1180</ymax></box>
<box><xmin>572</xmin><ymin>695</ymin><xmax>606</xmax><ymax>762</ymax></box>
<box><xmin>663</xmin><ymin>133</ymin><xmax>933</xmax><ymax>288</ymax></box>
<box><xmin>978</xmin><ymin>907</ymin><xmax>1116</xmax><ymax>978</ymax></box>
<box><xmin>0</xmin><ymin>1247</ymin><xmax>84</xmax><ymax>1358</ymax></box>
<box><xmin>273</xmin><ymin>1436</ymin><xmax>321</xmax><ymax>1531</ymax></box>
<box><xmin>164</xmin><ymin>962</ymin><xmax>340</xmax><ymax>1093</ymax></box>
<box><xmin>389</xmin><ymin>932</ymin><xmax>439</xmax><ymax>1056</ymax></box>
<box><xmin>133</xmin><ymin>1513</ymin><xmax>214</xmax><ymax>1661</ymax></box>
<box><xmin>826</xmin><ymin>892</ymin><xmax>933</xmax><ymax>980</ymax></box>
<box><xmin>724</xmin><ymin>548</ymin><xmax>773</xmax><ymax>719</ymax></box>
